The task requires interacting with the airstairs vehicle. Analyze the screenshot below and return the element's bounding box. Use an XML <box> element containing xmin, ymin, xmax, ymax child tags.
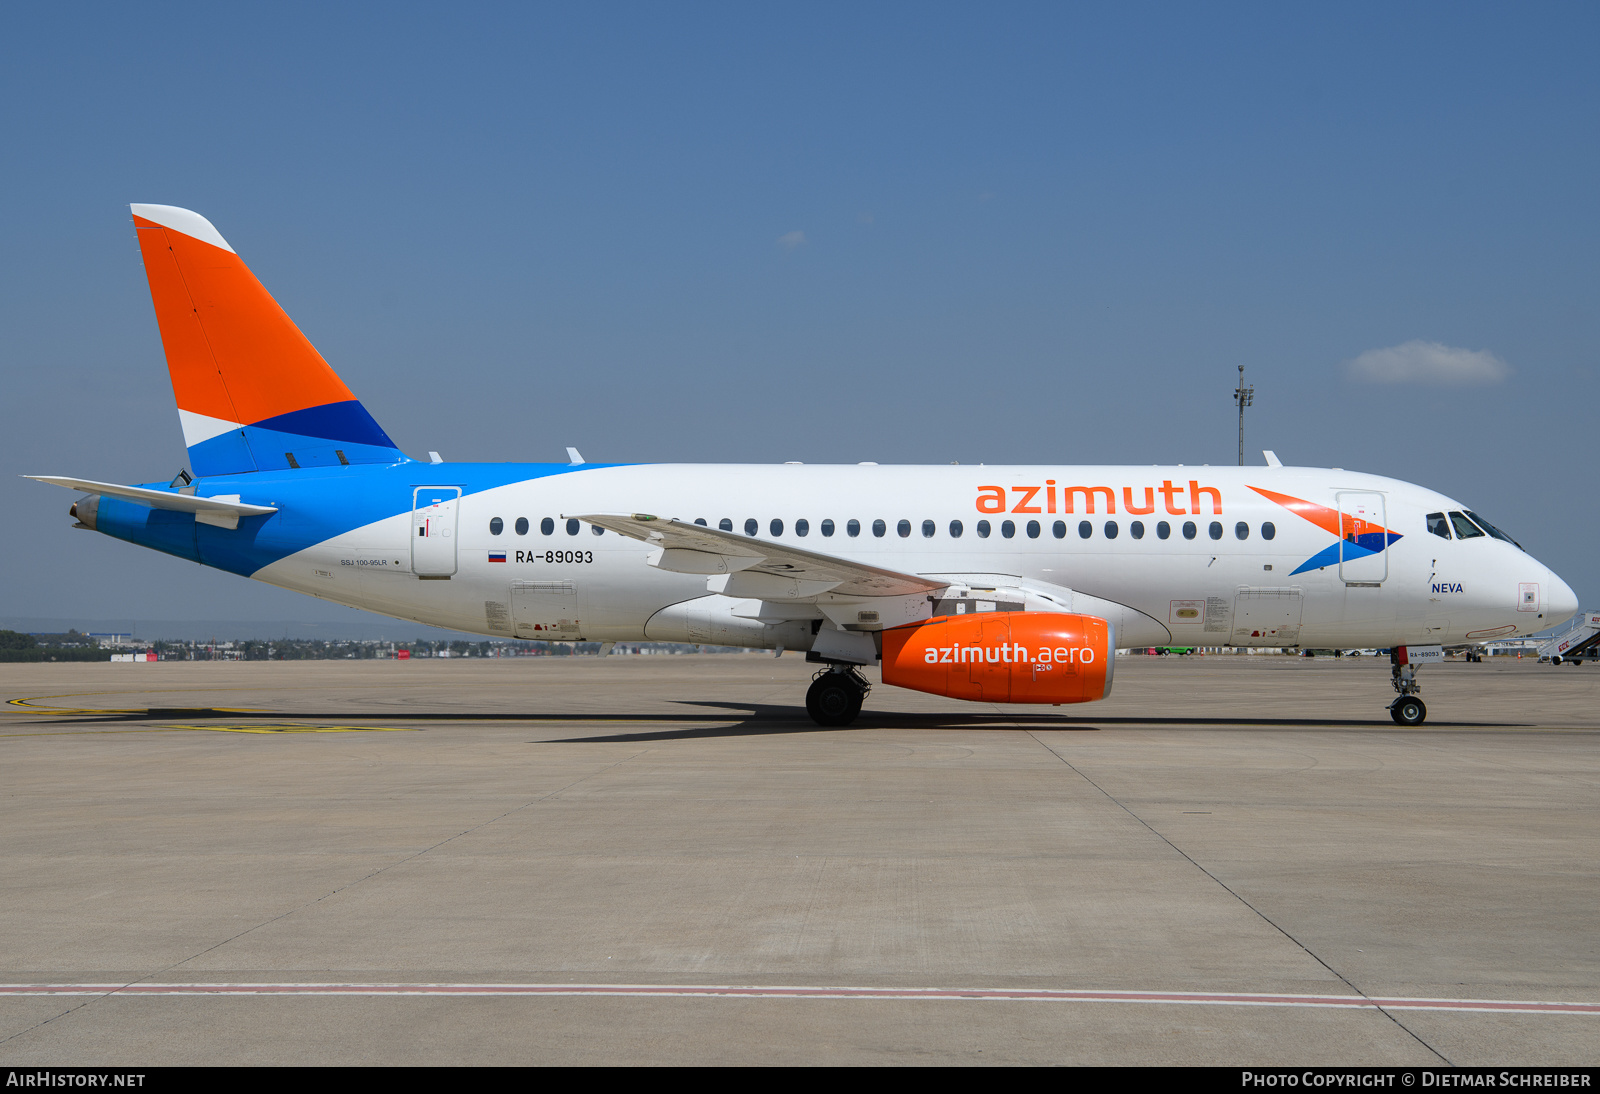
<box><xmin>1540</xmin><ymin>611</ymin><xmax>1600</xmax><ymax>665</ymax></box>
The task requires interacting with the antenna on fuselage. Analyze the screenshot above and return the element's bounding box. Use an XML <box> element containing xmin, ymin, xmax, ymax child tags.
<box><xmin>1233</xmin><ymin>365</ymin><xmax>1254</xmax><ymax>466</ymax></box>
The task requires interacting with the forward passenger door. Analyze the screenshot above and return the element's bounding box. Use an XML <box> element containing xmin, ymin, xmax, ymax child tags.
<box><xmin>1336</xmin><ymin>492</ymin><xmax>1388</xmax><ymax>585</ymax></box>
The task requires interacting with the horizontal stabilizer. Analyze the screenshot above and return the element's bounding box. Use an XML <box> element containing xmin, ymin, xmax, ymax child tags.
<box><xmin>27</xmin><ymin>476</ymin><xmax>277</xmax><ymax>530</ymax></box>
<box><xmin>573</xmin><ymin>512</ymin><xmax>943</xmax><ymax>598</ymax></box>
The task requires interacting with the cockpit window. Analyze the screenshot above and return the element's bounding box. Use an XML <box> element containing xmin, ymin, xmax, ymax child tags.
<box><xmin>1448</xmin><ymin>511</ymin><xmax>1485</xmax><ymax>539</ymax></box>
<box><xmin>1465</xmin><ymin>511</ymin><xmax>1524</xmax><ymax>551</ymax></box>
<box><xmin>1426</xmin><ymin>512</ymin><xmax>1451</xmax><ymax>540</ymax></box>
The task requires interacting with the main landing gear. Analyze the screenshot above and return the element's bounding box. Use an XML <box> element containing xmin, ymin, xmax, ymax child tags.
<box><xmin>1388</xmin><ymin>650</ymin><xmax>1427</xmax><ymax>726</ymax></box>
<box><xmin>806</xmin><ymin>665</ymin><xmax>871</xmax><ymax>727</ymax></box>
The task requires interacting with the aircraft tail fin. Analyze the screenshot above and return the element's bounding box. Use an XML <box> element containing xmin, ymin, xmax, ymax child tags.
<box><xmin>130</xmin><ymin>204</ymin><xmax>405</xmax><ymax>477</ymax></box>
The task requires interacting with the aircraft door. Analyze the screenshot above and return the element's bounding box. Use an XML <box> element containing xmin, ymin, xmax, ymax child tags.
<box><xmin>512</xmin><ymin>581</ymin><xmax>586</xmax><ymax>639</ymax></box>
<box><xmin>1231</xmin><ymin>586</ymin><xmax>1304</xmax><ymax>646</ymax></box>
<box><xmin>1336</xmin><ymin>491</ymin><xmax>1388</xmax><ymax>584</ymax></box>
<box><xmin>412</xmin><ymin>487</ymin><xmax>461</xmax><ymax>577</ymax></box>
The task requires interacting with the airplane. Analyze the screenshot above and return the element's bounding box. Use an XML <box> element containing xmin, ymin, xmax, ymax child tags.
<box><xmin>28</xmin><ymin>205</ymin><xmax>1582</xmax><ymax>727</ymax></box>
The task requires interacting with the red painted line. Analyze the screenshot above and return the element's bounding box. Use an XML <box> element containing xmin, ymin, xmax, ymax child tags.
<box><xmin>0</xmin><ymin>983</ymin><xmax>1597</xmax><ymax>1013</ymax></box>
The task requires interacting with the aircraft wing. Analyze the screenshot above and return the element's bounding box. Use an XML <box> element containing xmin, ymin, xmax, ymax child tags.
<box><xmin>27</xmin><ymin>476</ymin><xmax>279</xmax><ymax>528</ymax></box>
<box><xmin>572</xmin><ymin>512</ymin><xmax>944</xmax><ymax>597</ymax></box>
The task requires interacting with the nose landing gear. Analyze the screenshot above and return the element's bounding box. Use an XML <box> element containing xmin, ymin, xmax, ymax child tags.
<box><xmin>806</xmin><ymin>665</ymin><xmax>870</xmax><ymax>726</ymax></box>
<box><xmin>1388</xmin><ymin>646</ymin><xmax>1433</xmax><ymax>725</ymax></box>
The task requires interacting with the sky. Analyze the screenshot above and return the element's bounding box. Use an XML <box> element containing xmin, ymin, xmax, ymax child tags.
<box><xmin>2</xmin><ymin>2</ymin><xmax>1596</xmax><ymax>624</ymax></box>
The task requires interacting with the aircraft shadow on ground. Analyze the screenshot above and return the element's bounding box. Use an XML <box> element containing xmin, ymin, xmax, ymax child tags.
<box><xmin>13</xmin><ymin>703</ymin><xmax>1526</xmax><ymax>741</ymax></box>
<box><xmin>547</xmin><ymin>703</ymin><xmax>1524</xmax><ymax>743</ymax></box>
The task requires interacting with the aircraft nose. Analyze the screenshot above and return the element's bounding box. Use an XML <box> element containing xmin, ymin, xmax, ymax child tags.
<box><xmin>1548</xmin><ymin>572</ymin><xmax>1580</xmax><ymax>627</ymax></box>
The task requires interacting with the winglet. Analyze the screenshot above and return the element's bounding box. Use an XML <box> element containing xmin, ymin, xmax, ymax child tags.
<box><xmin>1263</xmin><ymin>450</ymin><xmax>1283</xmax><ymax>468</ymax></box>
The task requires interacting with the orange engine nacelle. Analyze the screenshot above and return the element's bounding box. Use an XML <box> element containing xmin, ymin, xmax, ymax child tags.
<box><xmin>881</xmin><ymin>611</ymin><xmax>1114</xmax><ymax>705</ymax></box>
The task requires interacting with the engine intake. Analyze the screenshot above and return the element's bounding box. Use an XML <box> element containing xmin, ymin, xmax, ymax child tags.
<box><xmin>881</xmin><ymin>611</ymin><xmax>1114</xmax><ymax>705</ymax></box>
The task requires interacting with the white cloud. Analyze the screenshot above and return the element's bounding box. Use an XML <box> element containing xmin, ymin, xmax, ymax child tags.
<box><xmin>776</xmin><ymin>230</ymin><xmax>806</xmax><ymax>250</ymax></box>
<box><xmin>1346</xmin><ymin>340</ymin><xmax>1511</xmax><ymax>385</ymax></box>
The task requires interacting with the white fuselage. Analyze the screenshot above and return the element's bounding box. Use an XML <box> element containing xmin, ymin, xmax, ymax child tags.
<box><xmin>256</xmin><ymin>464</ymin><xmax>1577</xmax><ymax>653</ymax></box>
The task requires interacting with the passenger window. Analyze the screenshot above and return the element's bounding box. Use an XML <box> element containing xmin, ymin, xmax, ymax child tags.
<box><xmin>1104</xmin><ymin>521</ymin><xmax>1118</xmax><ymax>539</ymax></box>
<box><xmin>566</xmin><ymin>518</ymin><xmax>580</xmax><ymax>536</ymax></box>
<box><xmin>1001</xmin><ymin>520</ymin><xmax>1016</xmax><ymax>539</ymax></box>
<box><xmin>1261</xmin><ymin>522</ymin><xmax>1275</xmax><ymax>541</ymax></box>
<box><xmin>976</xmin><ymin>520</ymin><xmax>991</xmax><ymax>538</ymax></box>
<box><xmin>770</xmin><ymin>518</ymin><xmax>784</xmax><ymax>537</ymax></box>
<box><xmin>1130</xmin><ymin>521</ymin><xmax>1145</xmax><ymax>540</ymax></box>
<box><xmin>1465</xmin><ymin>511</ymin><xmax>1524</xmax><ymax>550</ymax></box>
<box><xmin>745</xmin><ymin>518</ymin><xmax>758</xmax><ymax>536</ymax></box>
<box><xmin>719</xmin><ymin>518</ymin><xmax>733</xmax><ymax>532</ymax></box>
<box><xmin>591</xmin><ymin>524</ymin><xmax>603</xmax><ymax>536</ymax></box>
<box><xmin>1448</xmin><ymin>511</ymin><xmax>1485</xmax><ymax>539</ymax></box>
<box><xmin>847</xmin><ymin>519</ymin><xmax>861</xmax><ymax>537</ymax></box>
<box><xmin>796</xmin><ymin>519</ymin><xmax>809</xmax><ymax>537</ymax></box>
<box><xmin>516</xmin><ymin>517</ymin><xmax>529</xmax><ymax>536</ymax></box>
<box><xmin>872</xmin><ymin>519</ymin><xmax>887</xmax><ymax>538</ymax></box>
<box><xmin>694</xmin><ymin>518</ymin><xmax>707</xmax><ymax>526</ymax></box>
<box><xmin>541</xmin><ymin>517</ymin><xmax>554</xmax><ymax>536</ymax></box>
<box><xmin>949</xmin><ymin>520</ymin><xmax>963</xmax><ymax>538</ymax></box>
<box><xmin>1426</xmin><ymin>513</ymin><xmax>1450</xmax><ymax>539</ymax></box>
<box><xmin>1078</xmin><ymin>521</ymin><xmax>1092</xmax><ymax>539</ymax></box>
<box><xmin>489</xmin><ymin>518</ymin><xmax>503</xmax><ymax>535</ymax></box>
<box><xmin>1052</xmin><ymin>520</ymin><xmax>1066</xmax><ymax>539</ymax></box>
<box><xmin>1182</xmin><ymin>521</ymin><xmax>1197</xmax><ymax>540</ymax></box>
<box><xmin>922</xmin><ymin>520</ymin><xmax>935</xmax><ymax>538</ymax></box>
<box><xmin>1235</xmin><ymin>522</ymin><xmax>1248</xmax><ymax>540</ymax></box>
<box><xmin>1026</xmin><ymin>520</ymin><xmax>1040</xmax><ymax>539</ymax></box>
<box><xmin>1209</xmin><ymin>521</ymin><xmax>1223</xmax><ymax>540</ymax></box>
<box><xmin>1157</xmin><ymin>521</ymin><xmax>1171</xmax><ymax>540</ymax></box>
<box><xmin>821</xmin><ymin>519</ymin><xmax>835</xmax><ymax>537</ymax></box>
<box><xmin>897</xmin><ymin>519</ymin><xmax>911</xmax><ymax>538</ymax></box>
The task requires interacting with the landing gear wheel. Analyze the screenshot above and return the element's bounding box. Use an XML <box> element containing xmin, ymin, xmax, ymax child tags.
<box><xmin>1390</xmin><ymin>696</ymin><xmax>1427</xmax><ymax>726</ymax></box>
<box><xmin>806</xmin><ymin>671</ymin><xmax>865</xmax><ymax>727</ymax></box>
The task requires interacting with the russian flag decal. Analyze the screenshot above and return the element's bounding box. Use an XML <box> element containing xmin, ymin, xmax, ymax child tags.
<box><xmin>488</xmin><ymin>551</ymin><xmax>506</xmax><ymax>563</ymax></box>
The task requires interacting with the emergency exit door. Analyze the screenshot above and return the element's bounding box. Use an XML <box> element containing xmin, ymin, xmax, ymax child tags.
<box><xmin>412</xmin><ymin>487</ymin><xmax>461</xmax><ymax>577</ymax></box>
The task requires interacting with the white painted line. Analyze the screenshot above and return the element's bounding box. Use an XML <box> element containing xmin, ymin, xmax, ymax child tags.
<box><xmin>1</xmin><ymin>984</ymin><xmax>1596</xmax><ymax>1014</ymax></box>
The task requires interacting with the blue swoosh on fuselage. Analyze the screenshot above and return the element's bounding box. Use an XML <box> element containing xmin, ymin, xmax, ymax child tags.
<box><xmin>92</xmin><ymin>461</ymin><xmax>620</xmax><ymax>577</ymax></box>
<box><xmin>1289</xmin><ymin>531</ymin><xmax>1404</xmax><ymax>576</ymax></box>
